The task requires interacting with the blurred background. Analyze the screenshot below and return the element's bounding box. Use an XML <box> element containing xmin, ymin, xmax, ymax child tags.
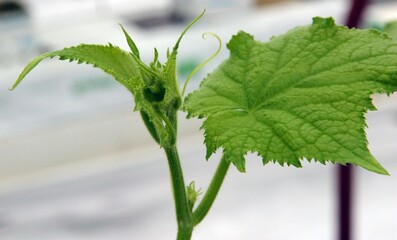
<box><xmin>0</xmin><ymin>0</ymin><xmax>396</xmax><ymax>239</ymax></box>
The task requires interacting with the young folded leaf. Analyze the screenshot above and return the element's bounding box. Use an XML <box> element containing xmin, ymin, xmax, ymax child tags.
<box><xmin>12</xmin><ymin>35</ymin><xmax>183</xmax><ymax>146</ymax></box>
<box><xmin>184</xmin><ymin>17</ymin><xmax>397</xmax><ymax>174</ymax></box>
<box><xmin>11</xmin><ymin>10</ymin><xmax>207</xmax><ymax>147</ymax></box>
<box><xmin>11</xmin><ymin>44</ymin><xmax>143</xmax><ymax>92</ymax></box>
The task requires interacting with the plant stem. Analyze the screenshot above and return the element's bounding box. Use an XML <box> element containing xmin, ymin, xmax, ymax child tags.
<box><xmin>164</xmin><ymin>145</ymin><xmax>193</xmax><ymax>240</ymax></box>
<box><xmin>162</xmin><ymin>107</ymin><xmax>230</xmax><ymax>238</ymax></box>
<box><xmin>192</xmin><ymin>155</ymin><xmax>231</xmax><ymax>226</ymax></box>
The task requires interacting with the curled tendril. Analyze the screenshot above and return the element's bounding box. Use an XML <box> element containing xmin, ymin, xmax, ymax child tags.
<box><xmin>173</xmin><ymin>9</ymin><xmax>206</xmax><ymax>51</ymax></box>
<box><xmin>181</xmin><ymin>32</ymin><xmax>222</xmax><ymax>98</ymax></box>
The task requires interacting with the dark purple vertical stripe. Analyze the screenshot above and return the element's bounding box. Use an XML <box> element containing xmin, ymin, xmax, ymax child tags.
<box><xmin>338</xmin><ymin>165</ymin><xmax>353</xmax><ymax>240</ymax></box>
<box><xmin>345</xmin><ymin>0</ymin><xmax>369</xmax><ymax>28</ymax></box>
<box><xmin>339</xmin><ymin>1</ymin><xmax>370</xmax><ymax>240</ymax></box>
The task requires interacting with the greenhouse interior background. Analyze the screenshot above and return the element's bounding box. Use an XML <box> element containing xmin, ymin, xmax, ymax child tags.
<box><xmin>0</xmin><ymin>0</ymin><xmax>396</xmax><ymax>239</ymax></box>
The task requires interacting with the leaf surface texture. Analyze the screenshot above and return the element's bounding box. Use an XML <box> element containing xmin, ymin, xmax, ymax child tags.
<box><xmin>184</xmin><ymin>17</ymin><xmax>397</xmax><ymax>174</ymax></box>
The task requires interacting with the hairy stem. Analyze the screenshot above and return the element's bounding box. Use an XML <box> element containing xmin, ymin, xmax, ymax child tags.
<box><xmin>164</xmin><ymin>144</ymin><xmax>193</xmax><ymax>239</ymax></box>
<box><xmin>192</xmin><ymin>155</ymin><xmax>231</xmax><ymax>226</ymax></box>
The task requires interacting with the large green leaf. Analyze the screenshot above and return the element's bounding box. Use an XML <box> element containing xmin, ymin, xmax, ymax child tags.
<box><xmin>184</xmin><ymin>17</ymin><xmax>397</xmax><ymax>174</ymax></box>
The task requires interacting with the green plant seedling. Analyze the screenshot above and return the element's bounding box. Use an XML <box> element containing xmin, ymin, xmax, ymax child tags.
<box><xmin>11</xmin><ymin>11</ymin><xmax>397</xmax><ymax>239</ymax></box>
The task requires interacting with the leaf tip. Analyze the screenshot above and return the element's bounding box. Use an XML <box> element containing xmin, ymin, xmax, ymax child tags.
<box><xmin>119</xmin><ymin>23</ymin><xmax>140</xmax><ymax>58</ymax></box>
<box><xmin>312</xmin><ymin>17</ymin><xmax>335</xmax><ymax>27</ymax></box>
<box><xmin>233</xmin><ymin>161</ymin><xmax>246</xmax><ymax>172</ymax></box>
<box><xmin>356</xmin><ymin>156</ymin><xmax>390</xmax><ymax>176</ymax></box>
<box><xmin>227</xmin><ymin>154</ymin><xmax>246</xmax><ymax>172</ymax></box>
<box><xmin>371</xmin><ymin>164</ymin><xmax>390</xmax><ymax>176</ymax></box>
<box><xmin>226</xmin><ymin>31</ymin><xmax>255</xmax><ymax>60</ymax></box>
<box><xmin>227</xmin><ymin>31</ymin><xmax>254</xmax><ymax>51</ymax></box>
<box><xmin>9</xmin><ymin>81</ymin><xmax>19</xmax><ymax>91</ymax></box>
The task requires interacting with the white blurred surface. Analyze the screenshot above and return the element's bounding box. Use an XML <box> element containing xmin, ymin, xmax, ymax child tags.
<box><xmin>0</xmin><ymin>103</ymin><xmax>396</xmax><ymax>239</ymax></box>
